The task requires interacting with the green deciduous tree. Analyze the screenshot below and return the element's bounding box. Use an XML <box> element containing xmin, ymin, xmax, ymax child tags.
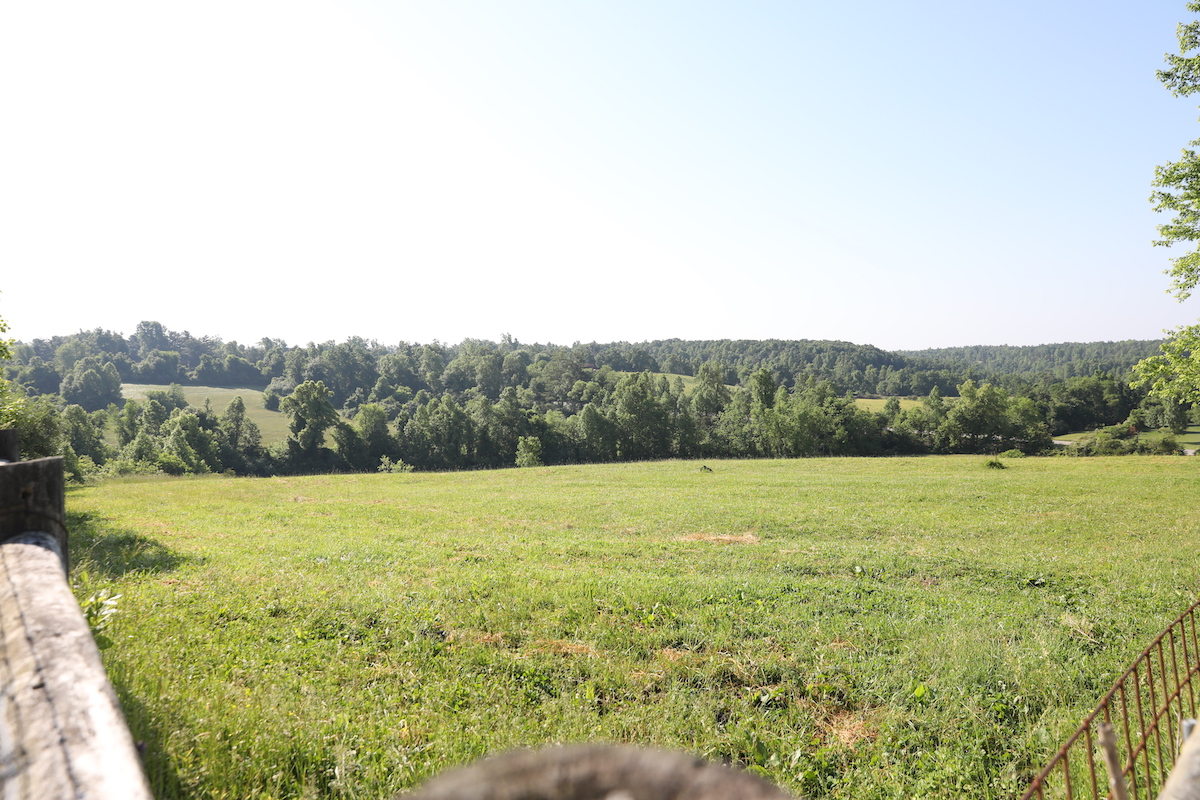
<box><xmin>59</xmin><ymin>356</ymin><xmax>123</xmax><ymax>411</ymax></box>
<box><xmin>280</xmin><ymin>381</ymin><xmax>339</xmax><ymax>461</ymax></box>
<box><xmin>0</xmin><ymin>299</ymin><xmax>19</xmax><ymax>430</ymax></box>
<box><xmin>515</xmin><ymin>435</ymin><xmax>543</xmax><ymax>467</ymax></box>
<box><xmin>218</xmin><ymin>396</ymin><xmax>265</xmax><ymax>474</ymax></box>
<box><xmin>62</xmin><ymin>404</ymin><xmax>108</xmax><ymax>465</ymax></box>
<box><xmin>13</xmin><ymin>357</ymin><xmax>61</xmax><ymax>396</ymax></box>
<box><xmin>135</xmin><ymin>350</ymin><xmax>185</xmax><ymax>384</ymax></box>
<box><xmin>1134</xmin><ymin>324</ymin><xmax>1200</xmax><ymax>403</ymax></box>
<box><xmin>944</xmin><ymin>380</ymin><xmax>1013</xmax><ymax>454</ymax></box>
<box><xmin>611</xmin><ymin>372</ymin><xmax>670</xmax><ymax>461</ymax></box>
<box><xmin>355</xmin><ymin>403</ymin><xmax>395</xmax><ymax>466</ymax></box>
<box><xmin>160</xmin><ymin>411</ymin><xmax>222</xmax><ymax>474</ymax></box>
<box><xmin>1136</xmin><ymin>2</ymin><xmax>1200</xmax><ymax>401</ymax></box>
<box><xmin>13</xmin><ymin>395</ymin><xmax>63</xmax><ymax>459</ymax></box>
<box><xmin>331</xmin><ymin>420</ymin><xmax>370</xmax><ymax>471</ymax></box>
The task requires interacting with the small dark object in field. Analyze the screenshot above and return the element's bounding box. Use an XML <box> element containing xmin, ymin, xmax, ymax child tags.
<box><xmin>700</xmin><ymin>465</ymin><xmax>713</xmax><ymax>472</ymax></box>
<box><xmin>402</xmin><ymin>744</ymin><xmax>795</xmax><ymax>800</ymax></box>
<box><xmin>984</xmin><ymin>458</ymin><xmax>1006</xmax><ymax>469</ymax></box>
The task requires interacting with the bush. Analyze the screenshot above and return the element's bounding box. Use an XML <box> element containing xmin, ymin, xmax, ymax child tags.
<box><xmin>156</xmin><ymin>453</ymin><xmax>189</xmax><ymax>475</ymax></box>
<box><xmin>999</xmin><ymin>449</ymin><xmax>1026</xmax><ymax>458</ymax></box>
<box><xmin>1068</xmin><ymin>431</ymin><xmax>1135</xmax><ymax>456</ymax></box>
<box><xmin>516</xmin><ymin>436</ymin><xmax>543</xmax><ymax>468</ymax></box>
<box><xmin>1066</xmin><ymin>429</ymin><xmax>1185</xmax><ymax>457</ymax></box>
<box><xmin>1139</xmin><ymin>434</ymin><xmax>1183</xmax><ymax>455</ymax></box>
<box><xmin>98</xmin><ymin>458</ymin><xmax>162</xmax><ymax>478</ymax></box>
<box><xmin>984</xmin><ymin>458</ymin><xmax>1006</xmax><ymax>469</ymax></box>
<box><xmin>377</xmin><ymin>455</ymin><xmax>414</xmax><ymax>473</ymax></box>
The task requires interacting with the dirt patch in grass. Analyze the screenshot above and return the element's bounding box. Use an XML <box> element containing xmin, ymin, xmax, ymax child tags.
<box><xmin>678</xmin><ymin>532</ymin><xmax>759</xmax><ymax>544</ymax></box>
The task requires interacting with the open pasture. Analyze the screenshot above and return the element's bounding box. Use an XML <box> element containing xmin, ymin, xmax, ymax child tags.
<box><xmin>68</xmin><ymin>456</ymin><xmax>1200</xmax><ymax>798</ymax></box>
<box><xmin>1052</xmin><ymin>425</ymin><xmax>1200</xmax><ymax>449</ymax></box>
<box><xmin>852</xmin><ymin>397</ymin><xmax>923</xmax><ymax>413</ymax></box>
<box><xmin>122</xmin><ymin>383</ymin><xmax>289</xmax><ymax>444</ymax></box>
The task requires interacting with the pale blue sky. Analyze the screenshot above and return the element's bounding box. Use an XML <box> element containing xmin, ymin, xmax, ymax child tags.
<box><xmin>2</xmin><ymin>1</ymin><xmax>1199</xmax><ymax>350</ymax></box>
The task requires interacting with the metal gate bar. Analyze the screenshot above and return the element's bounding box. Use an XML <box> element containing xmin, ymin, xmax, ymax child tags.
<box><xmin>1021</xmin><ymin>597</ymin><xmax>1200</xmax><ymax>800</ymax></box>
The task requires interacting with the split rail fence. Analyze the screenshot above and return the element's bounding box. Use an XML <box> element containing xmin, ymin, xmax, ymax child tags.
<box><xmin>0</xmin><ymin>430</ymin><xmax>150</xmax><ymax>799</ymax></box>
<box><xmin>1021</xmin><ymin>594</ymin><xmax>1200</xmax><ymax>800</ymax></box>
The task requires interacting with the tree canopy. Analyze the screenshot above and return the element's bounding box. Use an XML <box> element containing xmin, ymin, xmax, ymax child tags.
<box><xmin>0</xmin><ymin>293</ymin><xmax>20</xmax><ymax>429</ymax></box>
<box><xmin>1136</xmin><ymin>2</ymin><xmax>1200</xmax><ymax>401</ymax></box>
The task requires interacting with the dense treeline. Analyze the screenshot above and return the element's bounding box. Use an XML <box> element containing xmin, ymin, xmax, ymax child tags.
<box><xmin>1</xmin><ymin>323</ymin><xmax>1188</xmax><ymax>478</ymax></box>
<box><xmin>629</xmin><ymin>339</ymin><xmax>970</xmax><ymax>396</ymax></box>
<box><xmin>898</xmin><ymin>340</ymin><xmax>1165</xmax><ymax>381</ymax></box>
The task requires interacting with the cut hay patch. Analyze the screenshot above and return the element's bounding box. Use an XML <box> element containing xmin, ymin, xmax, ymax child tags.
<box><xmin>678</xmin><ymin>532</ymin><xmax>759</xmax><ymax>544</ymax></box>
<box><xmin>822</xmin><ymin>709</ymin><xmax>878</xmax><ymax>749</ymax></box>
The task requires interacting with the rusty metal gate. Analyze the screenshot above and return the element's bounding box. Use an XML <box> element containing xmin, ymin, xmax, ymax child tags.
<box><xmin>1021</xmin><ymin>595</ymin><xmax>1200</xmax><ymax>799</ymax></box>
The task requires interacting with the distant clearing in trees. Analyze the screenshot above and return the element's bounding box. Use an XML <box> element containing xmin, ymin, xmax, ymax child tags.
<box><xmin>121</xmin><ymin>383</ymin><xmax>288</xmax><ymax>444</ymax></box>
<box><xmin>853</xmin><ymin>397</ymin><xmax>923</xmax><ymax>413</ymax></box>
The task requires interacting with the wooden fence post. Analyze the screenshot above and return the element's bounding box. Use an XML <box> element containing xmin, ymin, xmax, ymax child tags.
<box><xmin>0</xmin><ymin>430</ymin><xmax>17</xmax><ymax>463</ymax></box>
<box><xmin>1158</xmin><ymin>720</ymin><xmax>1200</xmax><ymax>800</ymax></box>
<box><xmin>0</xmin><ymin>430</ymin><xmax>151</xmax><ymax>799</ymax></box>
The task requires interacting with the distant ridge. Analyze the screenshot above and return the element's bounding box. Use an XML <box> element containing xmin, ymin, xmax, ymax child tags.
<box><xmin>895</xmin><ymin>339</ymin><xmax>1164</xmax><ymax>379</ymax></box>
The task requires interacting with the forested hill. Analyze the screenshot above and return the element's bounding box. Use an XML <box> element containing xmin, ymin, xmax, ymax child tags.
<box><xmin>3</xmin><ymin>323</ymin><xmax>1184</xmax><ymax>477</ymax></box>
<box><xmin>617</xmin><ymin>338</ymin><xmax>952</xmax><ymax>396</ymax></box>
<box><xmin>625</xmin><ymin>338</ymin><xmax>1162</xmax><ymax>395</ymax></box>
<box><xmin>897</xmin><ymin>340</ymin><xmax>1166</xmax><ymax>381</ymax></box>
<box><xmin>6</xmin><ymin>327</ymin><xmax>1166</xmax><ymax>409</ymax></box>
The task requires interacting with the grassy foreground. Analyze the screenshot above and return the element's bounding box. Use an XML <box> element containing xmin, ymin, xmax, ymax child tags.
<box><xmin>68</xmin><ymin>456</ymin><xmax>1200</xmax><ymax>799</ymax></box>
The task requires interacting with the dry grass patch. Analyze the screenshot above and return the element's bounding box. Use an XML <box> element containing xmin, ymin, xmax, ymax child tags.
<box><xmin>677</xmin><ymin>532</ymin><xmax>759</xmax><ymax>544</ymax></box>
<box><xmin>534</xmin><ymin>639</ymin><xmax>598</xmax><ymax>658</ymax></box>
<box><xmin>821</xmin><ymin>708</ymin><xmax>879</xmax><ymax>750</ymax></box>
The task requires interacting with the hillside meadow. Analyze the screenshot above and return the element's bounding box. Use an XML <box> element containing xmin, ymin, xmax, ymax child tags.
<box><xmin>68</xmin><ymin>456</ymin><xmax>1200</xmax><ymax>799</ymax></box>
<box><xmin>122</xmin><ymin>383</ymin><xmax>290</xmax><ymax>444</ymax></box>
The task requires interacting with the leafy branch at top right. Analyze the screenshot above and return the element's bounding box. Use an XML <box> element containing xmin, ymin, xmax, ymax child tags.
<box><xmin>1137</xmin><ymin>2</ymin><xmax>1200</xmax><ymax>403</ymax></box>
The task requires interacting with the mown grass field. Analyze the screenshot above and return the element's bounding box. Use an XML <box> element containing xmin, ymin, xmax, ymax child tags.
<box><xmin>853</xmin><ymin>398</ymin><xmax>923</xmax><ymax>413</ymax></box>
<box><xmin>68</xmin><ymin>456</ymin><xmax>1200</xmax><ymax>799</ymax></box>
<box><xmin>122</xmin><ymin>383</ymin><xmax>290</xmax><ymax>444</ymax></box>
<box><xmin>1053</xmin><ymin>425</ymin><xmax>1200</xmax><ymax>449</ymax></box>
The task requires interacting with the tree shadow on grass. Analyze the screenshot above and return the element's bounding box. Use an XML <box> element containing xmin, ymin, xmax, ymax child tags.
<box><xmin>67</xmin><ymin>507</ymin><xmax>198</xmax><ymax>793</ymax></box>
<box><xmin>67</xmin><ymin>509</ymin><xmax>203</xmax><ymax>579</ymax></box>
<box><xmin>103</xmin><ymin>660</ymin><xmax>189</xmax><ymax>798</ymax></box>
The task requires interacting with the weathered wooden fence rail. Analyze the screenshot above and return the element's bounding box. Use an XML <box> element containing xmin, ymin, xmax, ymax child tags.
<box><xmin>0</xmin><ymin>430</ymin><xmax>150</xmax><ymax>799</ymax></box>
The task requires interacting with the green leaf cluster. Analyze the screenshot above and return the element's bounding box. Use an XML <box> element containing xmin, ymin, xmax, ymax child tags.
<box><xmin>1138</xmin><ymin>2</ymin><xmax>1200</xmax><ymax>400</ymax></box>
